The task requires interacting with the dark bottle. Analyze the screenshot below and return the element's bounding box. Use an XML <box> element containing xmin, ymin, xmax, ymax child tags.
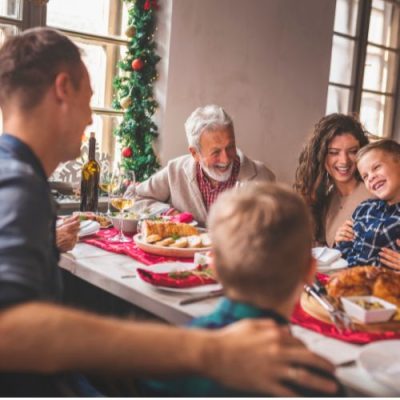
<box><xmin>80</xmin><ymin>132</ymin><xmax>100</xmax><ymax>212</ymax></box>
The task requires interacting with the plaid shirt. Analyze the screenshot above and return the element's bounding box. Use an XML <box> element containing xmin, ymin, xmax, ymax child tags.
<box><xmin>336</xmin><ymin>199</ymin><xmax>400</xmax><ymax>267</ymax></box>
<box><xmin>196</xmin><ymin>156</ymin><xmax>240</xmax><ymax>211</ymax></box>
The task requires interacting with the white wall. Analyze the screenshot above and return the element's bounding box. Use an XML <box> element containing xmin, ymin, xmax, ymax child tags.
<box><xmin>157</xmin><ymin>0</ymin><xmax>336</xmax><ymax>183</ymax></box>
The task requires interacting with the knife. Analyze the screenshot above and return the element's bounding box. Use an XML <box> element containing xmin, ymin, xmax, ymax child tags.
<box><xmin>179</xmin><ymin>289</ymin><xmax>224</xmax><ymax>306</ymax></box>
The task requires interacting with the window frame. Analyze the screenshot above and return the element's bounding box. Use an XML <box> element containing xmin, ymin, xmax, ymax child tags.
<box><xmin>327</xmin><ymin>0</ymin><xmax>400</xmax><ymax>137</ymax></box>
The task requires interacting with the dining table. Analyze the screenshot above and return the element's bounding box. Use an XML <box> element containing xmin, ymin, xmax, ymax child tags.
<box><xmin>59</xmin><ymin>241</ymin><xmax>399</xmax><ymax>397</ymax></box>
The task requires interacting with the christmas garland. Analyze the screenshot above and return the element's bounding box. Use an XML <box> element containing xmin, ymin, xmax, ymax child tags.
<box><xmin>113</xmin><ymin>0</ymin><xmax>160</xmax><ymax>181</ymax></box>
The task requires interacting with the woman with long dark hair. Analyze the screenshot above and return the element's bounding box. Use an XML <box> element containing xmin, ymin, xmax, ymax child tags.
<box><xmin>294</xmin><ymin>114</ymin><xmax>370</xmax><ymax>246</ymax></box>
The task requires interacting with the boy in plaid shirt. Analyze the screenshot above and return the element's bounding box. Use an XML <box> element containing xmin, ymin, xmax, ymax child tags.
<box><xmin>336</xmin><ymin>139</ymin><xmax>400</xmax><ymax>269</ymax></box>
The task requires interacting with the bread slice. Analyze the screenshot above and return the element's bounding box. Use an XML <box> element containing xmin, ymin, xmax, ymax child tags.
<box><xmin>142</xmin><ymin>220</ymin><xmax>198</xmax><ymax>239</ymax></box>
<box><xmin>187</xmin><ymin>235</ymin><xmax>202</xmax><ymax>248</ymax></box>
<box><xmin>169</xmin><ymin>237</ymin><xmax>188</xmax><ymax>248</ymax></box>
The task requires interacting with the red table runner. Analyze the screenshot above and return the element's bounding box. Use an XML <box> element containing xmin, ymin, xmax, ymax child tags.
<box><xmin>82</xmin><ymin>236</ymin><xmax>400</xmax><ymax>342</ymax></box>
<box><xmin>82</xmin><ymin>228</ymin><xmax>192</xmax><ymax>265</ymax></box>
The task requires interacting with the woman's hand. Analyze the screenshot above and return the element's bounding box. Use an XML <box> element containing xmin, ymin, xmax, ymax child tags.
<box><xmin>56</xmin><ymin>215</ymin><xmax>80</xmax><ymax>252</ymax></box>
<box><xmin>379</xmin><ymin>239</ymin><xmax>400</xmax><ymax>271</ymax></box>
<box><xmin>334</xmin><ymin>219</ymin><xmax>354</xmax><ymax>244</ymax></box>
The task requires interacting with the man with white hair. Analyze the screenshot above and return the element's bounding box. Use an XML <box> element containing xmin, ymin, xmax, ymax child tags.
<box><xmin>135</xmin><ymin>105</ymin><xmax>275</xmax><ymax>225</ymax></box>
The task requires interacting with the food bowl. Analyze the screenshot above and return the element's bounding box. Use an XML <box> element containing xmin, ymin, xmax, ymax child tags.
<box><xmin>341</xmin><ymin>295</ymin><xmax>397</xmax><ymax>324</ymax></box>
<box><xmin>110</xmin><ymin>214</ymin><xmax>139</xmax><ymax>235</ymax></box>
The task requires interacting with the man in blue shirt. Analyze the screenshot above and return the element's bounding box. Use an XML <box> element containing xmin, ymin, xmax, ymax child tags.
<box><xmin>0</xmin><ymin>28</ymin><xmax>338</xmax><ymax>396</ymax></box>
<box><xmin>336</xmin><ymin>139</ymin><xmax>400</xmax><ymax>269</ymax></box>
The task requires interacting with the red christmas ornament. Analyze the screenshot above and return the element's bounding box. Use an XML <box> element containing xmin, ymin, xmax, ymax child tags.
<box><xmin>144</xmin><ymin>0</ymin><xmax>158</xmax><ymax>10</ymax></box>
<box><xmin>131</xmin><ymin>58</ymin><xmax>144</xmax><ymax>71</ymax></box>
<box><xmin>122</xmin><ymin>147</ymin><xmax>133</xmax><ymax>158</ymax></box>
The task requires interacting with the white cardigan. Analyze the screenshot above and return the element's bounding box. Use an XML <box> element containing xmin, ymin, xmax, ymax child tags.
<box><xmin>135</xmin><ymin>150</ymin><xmax>275</xmax><ymax>227</ymax></box>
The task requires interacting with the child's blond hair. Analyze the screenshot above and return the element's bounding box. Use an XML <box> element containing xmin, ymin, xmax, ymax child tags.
<box><xmin>356</xmin><ymin>139</ymin><xmax>400</xmax><ymax>163</ymax></box>
<box><xmin>208</xmin><ymin>182</ymin><xmax>312</xmax><ymax>305</ymax></box>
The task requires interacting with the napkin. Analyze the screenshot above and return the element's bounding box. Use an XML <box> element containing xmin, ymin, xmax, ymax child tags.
<box><xmin>79</xmin><ymin>221</ymin><xmax>100</xmax><ymax>238</ymax></box>
<box><xmin>169</xmin><ymin>212</ymin><xmax>194</xmax><ymax>224</ymax></box>
<box><xmin>137</xmin><ymin>264</ymin><xmax>216</xmax><ymax>288</ymax></box>
<box><xmin>312</xmin><ymin>247</ymin><xmax>342</xmax><ymax>266</ymax></box>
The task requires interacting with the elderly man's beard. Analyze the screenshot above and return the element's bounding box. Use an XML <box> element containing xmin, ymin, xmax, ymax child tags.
<box><xmin>200</xmin><ymin>160</ymin><xmax>234</xmax><ymax>182</ymax></box>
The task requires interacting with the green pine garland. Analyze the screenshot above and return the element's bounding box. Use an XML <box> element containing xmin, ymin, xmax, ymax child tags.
<box><xmin>113</xmin><ymin>0</ymin><xmax>161</xmax><ymax>181</ymax></box>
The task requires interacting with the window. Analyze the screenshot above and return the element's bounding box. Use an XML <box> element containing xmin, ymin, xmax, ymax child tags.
<box><xmin>326</xmin><ymin>0</ymin><xmax>400</xmax><ymax>137</ymax></box>
<box><xmin>0</xmin><ymin>0</ymin><xmax>127</xmax><ymax>180</ymax></box>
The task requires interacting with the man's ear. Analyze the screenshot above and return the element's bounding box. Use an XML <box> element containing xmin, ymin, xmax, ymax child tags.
<box><xmin>304</xmin><ymin>255</ymin><xmax>317</xmax><ymax>285</ymax></box>
<box><xmin>53</xmin><ymin>72</ymin><xmax>72</xmax><ymax>103</ymax></box>
<box><xmin>209</xmin><ymin>252</ymin><xmax>220</xmax><ymax>280</ymax></box>
<box><xmin>189</xmin><ymin>146</ymin><xmax>201</xmax><ymax>162</ymax></box>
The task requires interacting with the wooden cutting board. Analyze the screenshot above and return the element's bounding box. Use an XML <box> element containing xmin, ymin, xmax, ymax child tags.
<box><xmin>300</xmin><ymin>292</ymin><xmax>400</xmax><ymax>332</ymax></box>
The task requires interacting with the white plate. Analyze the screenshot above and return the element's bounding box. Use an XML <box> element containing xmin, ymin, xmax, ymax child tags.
<box><xmin>134</xmin><ymin>232</ymin><xmax>211</xmax><ymax>258</ymax></box>
<box><xmin>317</xmin><ymin>257</ymin><xmax>348</xmax><ymax>272</ymax></box>
<box><xmin>358</xmin><ymin>340</ymin><xmax>400</xmax><ymax>393</ymax></box>
<box><xmin>137</xmin><ymin>262</ymin><xmax>222</xmax><ymax>294</ymax></box>
<box><xmin>78</xmin><ymin>220</ymin><xmax>100</xmax><ymax>238</ymax></box>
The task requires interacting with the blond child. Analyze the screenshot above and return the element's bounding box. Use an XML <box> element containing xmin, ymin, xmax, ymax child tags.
<box><xmin>141</xmin><ymin>182</ymin><xmax>341</xmax><ymax>396</ymax></box>
<box><xmin>336</xmin><ymin>139</ymin><xmax>400</xmax><ymax>269</ymax></box>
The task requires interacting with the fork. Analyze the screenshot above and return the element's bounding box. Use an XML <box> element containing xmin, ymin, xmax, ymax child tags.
<box><xmin>179</xmin><ymin>289</ymin><xmax>224</xmax><ymax>305</ymax></box>
<box><xmin>304</xmin><ymin>284</ymin><xmax>354</xmax><ymax>332</ymax></box>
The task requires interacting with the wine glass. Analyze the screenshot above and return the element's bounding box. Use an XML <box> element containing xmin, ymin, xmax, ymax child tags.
<box><xmin>108</xmin><ymin>168</ymin><xmax>136</xmax><ymax>242</ymax></box>
<box><xmin>99</xmin><ymin>170</ymin><xmax>114</xmax><ymax>215</ymax></box>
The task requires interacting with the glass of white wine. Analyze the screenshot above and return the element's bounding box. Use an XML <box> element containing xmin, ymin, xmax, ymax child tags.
<box><xmin>108</xmin><ymin>168</ymin><xmax>136</xmax><ymax>243</ymax></box>
<box><xmin>99</xmin><ymin>170</ymin><xmax>114</xmax><ymax>215</ymax></box>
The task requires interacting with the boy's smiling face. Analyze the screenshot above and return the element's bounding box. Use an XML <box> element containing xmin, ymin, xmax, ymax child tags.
<box><xmin>358</xmin><ymin>149</ymin><xmax>400</xmax><ymax>205</ymax></box>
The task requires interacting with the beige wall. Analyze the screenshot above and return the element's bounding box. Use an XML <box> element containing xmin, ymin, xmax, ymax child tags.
<box><xmin>157</xmin><ymin>0</ymin><xmax>336</xmax><ymax>183</ymax></box>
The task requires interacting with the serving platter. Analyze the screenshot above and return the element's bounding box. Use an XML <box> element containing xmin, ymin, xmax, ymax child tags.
<box><xmin>300</xmin><ymin>292</ymin><xmax>400</xmax><ymax>332</ymax></box>
<box><xmin>134</xmin><ymin>233</ymin><xmax>211</xmax><ymax>258</ymax></box>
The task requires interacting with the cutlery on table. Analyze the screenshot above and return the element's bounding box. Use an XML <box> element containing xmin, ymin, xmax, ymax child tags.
<box><xmin>304</xmin><ymin>284</ymin><xmax>354</xmax><ymax>332</ymax></box>
<box><xmin>179</xmin><ymin>289</ymin><xmax>224</xmax><ymax>306</ymax></box>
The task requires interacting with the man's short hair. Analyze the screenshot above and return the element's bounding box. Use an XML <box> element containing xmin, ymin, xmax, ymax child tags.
<box><xmin>208</xmin><ymin>182</ymin><xmax>312</xmax><ymax>304</ymax></box>
<box><xmin>184</xmin><ymin>104</ymin><xmax>234</xmax><ymax>150</ymax></box>
<box><xmin>0</xmin><ymin>27</ymin><xmax>82</xmax><ymax>110</ymax></box>
<box><xmin>356</xmin><ymin>139</ymin><xmax>400</xmax><ymax>163</ymax></box>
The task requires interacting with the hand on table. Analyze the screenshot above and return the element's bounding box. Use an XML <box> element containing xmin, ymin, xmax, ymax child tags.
<box><xmin>56</xmin><ymin>215</ymin><xmax>80</xmax><ymax>252</ymax></box>
<box><xmin>380</xmin><ymin>239</ymin><xmax>400</xmax><ymax>271</ymax></box>
<box><xmin>206</xmin><ymin>319</ymin><xmax>338</xmax><ymax>396</ymax></box>
<box><xmin>334</xmin><ymin>220</ymin><xmax>354</xmax><ymax>244</ymax></box>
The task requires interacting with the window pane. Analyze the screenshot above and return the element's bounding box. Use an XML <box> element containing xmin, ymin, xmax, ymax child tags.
<box><xmin>363</xmin><ymin>45</ymin><xmax>398</xmax><ymax>93</ymax></box>
<box><xmin>85</xmin><ymin>113</ymin><xmax>122</xmax><ymax>166</ymax></box>
<box><xmin>334</xmin><ymin>0</ymin><xmax>359</xmax><ymax>36</ymax></box>
<box><xmin>0</xmin><ymin>0</ymin><xmax>22</xmax><ymax>20</ymax></box>
<box><xmin>72</xmin><ymin>38</ymin><xmax>123</xmax><ymax>109</ymax></box>
<box><xmin>359</xmin><ymin>92</ymin><xmax>393</xmax><ymax>136</ymax></box>
<box><xmin>326</xmin><ymin>85</ymin><xmax>351</xmax><ymax>114</ymax></box>
<box><xmin>47</xmin><ymin>0</ymin><xmax>125</xmax><ymax>37</ymax></box>
<box><xmin>329</xmin><ymin>36</ymin><xmax>355</xmax><ymax>85</ymax></box>
<box><xmin>51</xmin><ymin>114</ymin><xmax>122</xmax><ymax>184</ymax></box>
<box><xmin>0</xmin><ymin>23</ymin><xmax>18</xmax><ymax>45</ymax></box>
<box><xmin>369</xmin><ymin>0</ymin><xmax>400</xmax><ymax>48</ymax></box>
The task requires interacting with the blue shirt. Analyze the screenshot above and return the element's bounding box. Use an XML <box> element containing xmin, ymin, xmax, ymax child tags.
<box><xmin>141</xmin><ymin>298</ymin><xmax>342</xmax><ymax>397</ymax></box>
<box><xmin>336</xmin><ymin>198</ymin><xmax>400</xmax><ymax>267</ymax></box>
<box><xmin>0</xmin><ymin>134</ymin><xmax>99</xmax><ymax>397</ymax></box>
<box><xmin>0</xmin><ymin>134</ymin><xmax>61</xmax><ymax>306</ymax></box>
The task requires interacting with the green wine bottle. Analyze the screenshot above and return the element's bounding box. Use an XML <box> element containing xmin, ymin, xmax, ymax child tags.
<box><xmin>80</xmin><ymin>132</ymin><xmax>100</xmax><ymax>212</ymax></box>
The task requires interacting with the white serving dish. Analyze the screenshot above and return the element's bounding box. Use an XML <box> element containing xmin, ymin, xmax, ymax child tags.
<box><xmin>110</xmin><ymin>215</ymin><xmax>139</xmax><ymax>235</ymax></box>
<box><xmin>340</xmin><ymin>295</ymin><xmax>397</xmax><ymax>324</ymax></box>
